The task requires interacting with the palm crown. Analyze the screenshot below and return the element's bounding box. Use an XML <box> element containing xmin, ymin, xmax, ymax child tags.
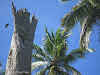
<box><xmin>61</xmin><ymin>0</ymin><xmax>100</xmax><ymax>52</ymax></box>
<box><xmin>32</xmin><ymin>27</ymin><xmax>85</xmax><ymax>75</ymax></box>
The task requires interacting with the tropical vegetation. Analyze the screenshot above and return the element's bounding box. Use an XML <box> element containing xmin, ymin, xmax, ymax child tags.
<box><xmin>32</xmin><ymin>27</ymin><xmax>85</xmax><ymax>75</ymax></box>
<box><xmin>61</xmin><ymin>0</ymin><xmax>100</xmax><ymax>53</ymax></box>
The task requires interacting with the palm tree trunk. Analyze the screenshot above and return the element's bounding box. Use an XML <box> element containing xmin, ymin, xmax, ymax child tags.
<box><xmin>5</xmin><ymin>2</ymin><xmax>38</xmax><ymax>75</ymax></box>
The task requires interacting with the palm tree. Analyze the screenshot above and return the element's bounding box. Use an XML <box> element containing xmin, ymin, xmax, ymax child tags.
<box><xmin>61</xmin><ymin>0</ymin><xmax>100</xmax><ymax>52</ymax></box>
<box><xmin>32</xmin><ymin>27</ymin><xmax>85</xmax><ymax>75</ymax></box>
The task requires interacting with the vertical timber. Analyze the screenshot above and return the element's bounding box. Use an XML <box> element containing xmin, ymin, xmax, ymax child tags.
<box><xmin>5</xmin><ymin>2</ymin><xmax>38</xmax><ymax>75</ymax></box>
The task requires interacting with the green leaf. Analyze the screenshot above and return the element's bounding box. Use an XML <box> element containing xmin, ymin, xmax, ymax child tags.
<box><xmin>36</xmin><ymin>66</ymin><xmax>49</xmax><ymax>75</ymax></box>
<box><xmin>45</xmin><ymin>26</ymin><xmax>58</xmax><ymax>57</ymax></box>
<box><xmin>48</xmin><ymin>66</ymin><xmax>68</xmax><ymax>75</ymax></box>
<box><xmin>33</xmin><ymin>43</ymin><xmax>51</xmax><ymax>61</ymax></box>
<box><xmin>88</xmin><ymin>0</ymin><xmax>100</xmax><ymax>8</ymax></box>
<box><xmin>31</xmin><ymin>61</ymin><xmax>48</xmax><ymax>71</ymax></box>
<box><xmin>64</xmin><ymin>64</ymin><xmax>81</xmax><ymax>75</ymax></box>
<box><xmin>61</xmin><ymin>0</ymin><xmax>90</xmax><ymax>32</ymax></box>
<box><xmin>63</xmin><ymin>48</ymin><xmax>85</xmax><ymax>64</ymax></box>
<box><xmin>33</xmin><ymin>44</ymin><xmax>46</xmax><ymax>57</ymax></box>
<box><xmin>32</xmin><ymin>54</ymin><xmax>45</xmax><ymax>61</ymax></box>
<box><xmin>80</xmin><ymin>16</ymin><xmax>95</xmax><ymax>52</ymax></box>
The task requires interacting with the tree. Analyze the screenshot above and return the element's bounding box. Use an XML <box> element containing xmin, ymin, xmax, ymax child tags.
<box><xmin>32</xmin><ymin>27</ymin><xmax>85</xmax><ymax>75</ymax></box>
<box><xmin>5</xmin><ymin>2</ymin><xmax>38</xmax><ymax>75</ymax></box>
<box><xmin>61</xmin><ymin>0</ymin><xmax>100</xmax><ymax>52</ymax></box>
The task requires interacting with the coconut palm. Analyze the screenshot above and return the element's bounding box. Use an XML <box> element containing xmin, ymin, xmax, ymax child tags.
<box><xmin>61</xmin><ymin>0</ymin><xmax>100</xmax><ymax>52</ymax></box>
<box><xmin>32</xmin><ymin>27</ymin><xmax>85</xmax><ymax>75</ymax></box>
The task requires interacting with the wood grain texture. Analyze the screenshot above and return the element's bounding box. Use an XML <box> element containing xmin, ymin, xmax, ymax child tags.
<box><xmin>5</xmin><ymin>2</ymin><xmax>38</xmax><ymax>75</ymax></box>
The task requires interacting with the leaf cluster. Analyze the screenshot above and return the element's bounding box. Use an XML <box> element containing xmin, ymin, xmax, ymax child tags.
<box><xmin>32</xmin><ymin>27</ymin><xmax>85</xmax><ymax>75</ymax></box>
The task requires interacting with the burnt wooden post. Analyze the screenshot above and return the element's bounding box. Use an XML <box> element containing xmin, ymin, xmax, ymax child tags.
<box><xmin>5</xmin><ymin>2</ymin><xmax>38</xmax><ymax>75</ymax></box>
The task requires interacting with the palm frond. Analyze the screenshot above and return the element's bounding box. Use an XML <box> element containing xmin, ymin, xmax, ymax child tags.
<box><xmin>62</xmin><ymin>31</ymin><xmax>72</xmax><ymax>39</ymax></box>
<box><xmin>64</xmin><ymin>64</ymin><xmax>81</xmax><ymax>75</ymax></box>
<box><xmin>63</xmin><ymin>48</ymin><xmax>84</xmax><ymax>64</ymax></box>
<box><xmin>36</xmin><ymin>66</ymin><xmax>49</xmax><ymax>75</ymax></box>
<box><xmin>54</xmin><ymin>48</ymin><xmax>84</xmax><ymax>65</ymax></box>
<box><xmin>45</xmin><ymin>26</ymin><xmax>55</xmax><ymax>46</ymax></box>
<box><xmin>88</xmin><ymin>0</ymin><xmax>100</xmax><ymax>8</ymax></box>
<box><xmin>33</xmin><ymin>43</ymin><xmax>51</xmax><ymax>61</ymax></box>
<box><xmin>51</xmin><ymin>32</ymin><xmax>56</xmax><ymax>43</ymax></box>
<box><xmin>32</xmin><ymin>54</ymin><xmax>45</xmax><ymax>61</ymax></box>
<box><xmin>33</xmin><ymin>44</ymin><xmax>45</xmax><ymax>56</ymax></box>
<box><xmin>44</xmin><ymin>38</ymin><xmax>54</xmax><ymax>58</ymax></box>
<box><xmin>48</xmin><ymin>66</ymin><xmax>68</xmax><ymax>75</ymax></box>
<box><xmin>55</xmin><ymin>29</ymin><xmax>67</xmax><ymax>56</ymax></box>
<box><xmin>44</xmin><ymin>26</ymin><xmax>57</xmax><ymax>57</ymax></box>
<box><xmin>69</xmin><ymin>48</ymin><xmax>84</xmax><ymax>56</ymax></box>
<box><xmin>31</xmin><ymin>61</ymin><xmax>48</xmax><ymax>71</ymax></box>
<box><xmin>80</xmin><ymin>16</ymin><xmax>95</xmax><ymax>52</ymax></box>
<box><xmin>44</xmin><ymin>27</ymin><xmax>71</xmax><ymax>58</ymax></box>
<box><xmin>44</xmin><ymin>27</ymin><xmax>69</xmax><ymax>57</ymax></box>
<box><xmin>61</xmin><ymin>0</ymin><xmax>90</xmax><ymax>32</ymax></box>
<box><xmin>88</xmin><ymin>0</ymin><xmax>96</xmax><ymax>7</ymax></box>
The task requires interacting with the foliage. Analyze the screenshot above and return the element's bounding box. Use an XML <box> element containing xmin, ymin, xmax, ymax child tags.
<box><xmin>61</xmin><ymin>0</ymin><xmax>100</xmax><ymax>52</ymax></box>
<box><xmin>32</xmin><ymin>27</ymin><xmax>85</xmax><ymax>75</ymax></box>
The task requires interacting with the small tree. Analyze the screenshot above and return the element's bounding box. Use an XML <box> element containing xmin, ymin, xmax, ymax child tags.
<box><xmin>32</xmin><ymin>27</ymin><xmax>85</xmax><ymax>75</ymax></box>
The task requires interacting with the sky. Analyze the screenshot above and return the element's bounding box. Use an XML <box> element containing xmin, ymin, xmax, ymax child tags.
<box><xmin>0</xmin><ymin>0</ymin><xmax>100</xmax><ymax>75</ymax></box>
